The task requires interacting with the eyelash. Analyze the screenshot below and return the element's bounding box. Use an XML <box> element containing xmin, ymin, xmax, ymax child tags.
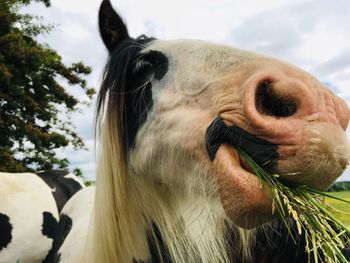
<box><xmin>133</xmin><ymin>59</ymin><xmax>153</xmax><ymax>75</ymax></box>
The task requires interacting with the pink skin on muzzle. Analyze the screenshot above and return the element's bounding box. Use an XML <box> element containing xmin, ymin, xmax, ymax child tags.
<box><xmin>243</xmin><ymin>70</ymin><xmax>349</xmax><ymax>140</ymax></box>
<box><xmin>214</xmin><ymin>63</ymin><xmax>349</xmax><ymax>228</ymax></box>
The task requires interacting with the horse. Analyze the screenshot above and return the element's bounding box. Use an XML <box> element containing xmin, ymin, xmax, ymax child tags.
<box><xmin>0</xmin><ymin>170</ymin><xmax>84</xmax><ymax>263</ymax></box>
<box><xmin>45</xmin><ymin>0</ymin><xmax>350</xmax><ymax>262</ymax></box>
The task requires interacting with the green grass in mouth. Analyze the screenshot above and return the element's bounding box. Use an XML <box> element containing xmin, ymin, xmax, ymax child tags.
<box><xmin>239</xmin><ymin>150</ymin><xmax>350</xmax><ymax>263</ymax></box>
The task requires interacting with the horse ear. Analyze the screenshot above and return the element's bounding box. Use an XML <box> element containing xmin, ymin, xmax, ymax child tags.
<box><xmin>99</xmin><ymin>0</ymin><xmax>129</xmax><ymax>52</ymax></box>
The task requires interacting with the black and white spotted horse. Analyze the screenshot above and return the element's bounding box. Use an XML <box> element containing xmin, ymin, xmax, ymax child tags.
<box><xmin>0</xmin><ymin>170</ymin><xmax>84</xmax><ymax>263</ymax></box>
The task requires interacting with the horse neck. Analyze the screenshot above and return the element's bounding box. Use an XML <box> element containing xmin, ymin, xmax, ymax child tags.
<box><xmin>86</xmin><ymin>168</ymin><xmax>256</xmax><ymax>263</ymax></box>
<box><xmin>128</xmin><ymin>178</ymin><xmax>249</xmax><ymax>263</ymax></box>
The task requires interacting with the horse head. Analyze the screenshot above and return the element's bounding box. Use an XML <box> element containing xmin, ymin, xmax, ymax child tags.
<box><xmin>85</xmin><ymin>1</ymin><xmax>350</xmax><ymax>262</ymax></box>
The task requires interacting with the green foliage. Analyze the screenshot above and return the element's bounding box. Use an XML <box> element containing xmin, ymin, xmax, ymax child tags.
<box><xmin>328</xmin><ymin>182</ymin><xmax>350</xmax><ymax>192</ymax></box>
<box><xmin>0</xmin><ymin>0</ymin><xmax>95</xmax><ymax>172</ymax></box>
<box><xmin>73</xmin><ymin>167</ymin><xmax>94</xmax><ymax>186</ymax></box>
<box><xmin>73</xmin><ymin>167</ymin><xmax>83</xmax><ymax>178</ymax></box>
<box><xmin>84</xmin><ymin>180</ymin><xmax>95</xmax><ymax>187</ymax></box>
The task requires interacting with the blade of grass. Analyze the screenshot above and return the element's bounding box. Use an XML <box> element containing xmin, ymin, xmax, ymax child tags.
<box><xmin>238</xmin><ymin>149</ymin><xmax>350</xmax><ymax>263</ymax></box>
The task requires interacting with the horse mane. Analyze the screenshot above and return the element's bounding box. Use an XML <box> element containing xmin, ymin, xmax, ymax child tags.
<box><xmin>82</xmin><ymin>35</ymin><xmax>153</xmax><ymax>262</ymax></box>
<box><xmin>96</xmin><ymin>35</ymin><xmax>156</xmax><ymax>151</ymax></box>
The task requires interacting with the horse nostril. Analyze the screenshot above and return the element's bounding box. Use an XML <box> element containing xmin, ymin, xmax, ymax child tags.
<box><xmin>255</xmin><ymin>81</ymin><xmax>298</xmax><ymax>118</ymax></box>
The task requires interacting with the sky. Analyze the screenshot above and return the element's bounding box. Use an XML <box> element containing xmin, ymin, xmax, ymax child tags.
<box><xmin>23</xmin><ymin>0</ymin><xmax>350</xmax><ymax>181</ymax></box>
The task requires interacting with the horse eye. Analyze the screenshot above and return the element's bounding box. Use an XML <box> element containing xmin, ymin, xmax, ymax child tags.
<box><xmin>132</xmin><ymin>59</ymin><xmax>153</xmax><ymax>75</ymax></box>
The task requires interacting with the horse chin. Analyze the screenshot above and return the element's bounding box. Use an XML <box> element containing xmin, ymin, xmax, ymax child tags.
<box><xmin>277</xmin><ymin>123</ymin><xmax>350</xmax><ymax>190</ymax></box>
<box><xmin>213</xmin><ymin>144</ymin><xmax>274</xmax><ymax>229</ymax></box>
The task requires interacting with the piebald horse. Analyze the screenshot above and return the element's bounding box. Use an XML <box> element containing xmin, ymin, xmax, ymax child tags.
<box><xmin>0</xmin><ymin>170</ymin><xmax>84</xmax><ymax>263</ymax></box>
<box><xmin>56</xmin><ymin>1</ymin><xmax>350</xmax><ymax>262</ymax></box>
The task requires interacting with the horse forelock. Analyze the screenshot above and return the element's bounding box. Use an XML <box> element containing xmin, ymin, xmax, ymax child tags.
<box><xmin>89</xmin><ymin>34</ymin><xmax>163</xmax><ymax>263</ymax></box>
<box><xmin>95</xmin><ymin>35</ymin><xmax>156</xmax><ymax>153</ymax></box>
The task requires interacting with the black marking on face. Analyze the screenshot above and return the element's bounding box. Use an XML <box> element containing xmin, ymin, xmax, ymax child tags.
<box><xmin>127</xmin><ymin>49</ymin><xmax>168</xmax><ymax>149</ymax></box>
<box><xmin>205</xmin><ymin>116</ymin><xmax>278</xmax><ymax>171</ymax></box>
<box><xmin>98</xmin><ymin>36</ymin><xmax>169</xmax><ymax>151</ymax></box>
<box><xmin>0</xmin><ymin>213</ymin><xmax>12</xmax><ymax>251</ymax></box>
<box><xmin>36</xmin><ymin>170</ymin><xmax>83</xmax><ymax>213</ymax></box>
<box><xmin>132</xmin><ymin>50</ymin><xmax>169</xmax><ymax>81</ymax></box>
<box><xmin>42</xmin><ymin>214</ymin><xmax>72</xmax><ymax>263</ymax></box>
<box><xmin>98</xmin><ymin>0</ymin><xmax>170</xmax><ymax>152</ymax></box>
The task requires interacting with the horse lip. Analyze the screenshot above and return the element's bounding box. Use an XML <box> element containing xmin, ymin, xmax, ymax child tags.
<box><xmin>213</xmin><ymin>144</ymin><xmax>273</xmax><ymax>228</ymax></box>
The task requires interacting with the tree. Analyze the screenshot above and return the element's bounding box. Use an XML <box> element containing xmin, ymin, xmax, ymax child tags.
<box><xmin>0</xmin><ymin>0</ymin><xmax>95</xmax><ymax>172</ymax></box>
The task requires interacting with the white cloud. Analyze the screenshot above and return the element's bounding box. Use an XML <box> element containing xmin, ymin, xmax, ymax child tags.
<box><xmin>313</xmin><ymin>51</ymin><xmax>350</xmax><ymax>77</ymax></box>
<box><xmin>55</xmin><ymin>139</ymin><xmax>96</xmax><ymax>181</ymax></box>
<box><xmin>22</xmin><ymin>0</ymin><xmax>350</xmax><ymax>181</ymax></box>
<box><xmin>50</xmin><ymin>0</ymin><xmax>100</xmax><ymax>21</ymax></box>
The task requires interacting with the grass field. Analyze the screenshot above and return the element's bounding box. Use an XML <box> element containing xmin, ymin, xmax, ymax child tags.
<box><xmin>324</xmin><ymin>191</ymin><xmax>350</xmax><ymax>226</ymax></box>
